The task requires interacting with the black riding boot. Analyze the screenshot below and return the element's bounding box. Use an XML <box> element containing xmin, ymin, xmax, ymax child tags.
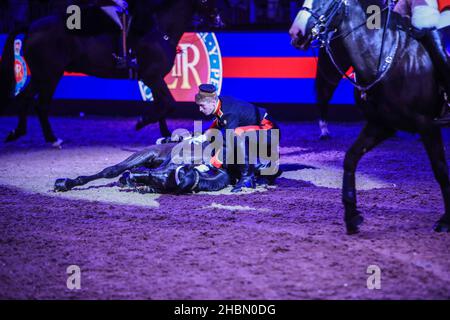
<box><xmin>231</xmin><ymin>163</ymin><xmax>256</xmax><ymax>193</ymax></box>
<box><xmin>229</xmin><ymin>135</ymin><xmax>256</xmax><ymax>193</ymax></box>
<box><xmin>420</xmin><ymin>29</ymin><xmax>450</xmax><ymax>124</ymax></box>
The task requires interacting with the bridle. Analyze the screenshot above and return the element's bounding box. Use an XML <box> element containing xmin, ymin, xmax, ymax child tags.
<box><xmin>175</xmin><ymin>166</ymin><xmax>201</xmax><ymax>192</ymax></box>
<box><xmin>299</xmin><ymin>0</ymin><xmax>347</xmax><ymax>42</ymax></box>
<box><xmin>298</xmin><ymin>0</ymin><xmax>398</xmax><ymax>96</ymax></box>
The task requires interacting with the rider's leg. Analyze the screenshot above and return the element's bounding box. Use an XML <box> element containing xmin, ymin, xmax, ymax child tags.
<box><xmin>231</xmin><ymin>133</ymin><xmax>256</xmax><ymax>193</ymax></box>
<box><xmin>412</xmin><ymin>1</ymin><xmax>450</xmax><ymax>94</ymax></box>
<box><xmin>420</xmin><ymin>28</ymin><xmax>450</xmax><ymax>95</ymax></box>
<box><xmin>411</xmin><ymin>2</ymin><xmax>450</xmax><ymax>122</ymax></box>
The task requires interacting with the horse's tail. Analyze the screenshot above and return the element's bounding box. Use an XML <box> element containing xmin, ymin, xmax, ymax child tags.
<box><xmin>0</xmin><ymin>32</ymin><xmax>17</xmax><ymax>113</ymax></box>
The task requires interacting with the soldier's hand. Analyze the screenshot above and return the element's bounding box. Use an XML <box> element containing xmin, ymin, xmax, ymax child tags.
<box><xmin>189</xmin><ymin>134</ymin><xmax>207</xmax><ymax>145</ymax></box>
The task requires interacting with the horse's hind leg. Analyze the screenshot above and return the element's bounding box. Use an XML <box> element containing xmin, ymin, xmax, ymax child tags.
<box><xmin>35</xmin><ymin>74</ymin><xmax>63</xmax><ymax>146</ymax></box>
<box><xmin>136</xmin><ymin>76</ymin><xmax>173</xmax><ymax>138</ymax></box>
<box><xmin>343</xmin><ymin>122</ymin><xmax>395</xmax><ymax>234</ymax></box>
<box><xmin>420</xmin><ymin>128</ymin><xmax>450</xmax><ymax>232</ymax></box>
<box><xmin>5</xmin><ymin>100</ymin><xmax>29</xmax><ymax>142</ymax></box>
<box><xmin>54</xmin><ymin>146</ymin><xmax>160</xmax><ymax>192</ymax></box>
<box><xmin>4</xmin><ymin>84</ymin><xmax>36</xmax><ymax>142</ymax></box>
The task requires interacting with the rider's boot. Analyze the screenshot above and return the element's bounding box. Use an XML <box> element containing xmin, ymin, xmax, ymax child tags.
<box><xmin>231</xmin><ymin>163</ymin><xmax>256</xmax><ymax>193</ymax></box>
<box><xmin>419</xmin><ymin>28</ymin><xmax>450</xmax><ymax>125</ymax></box>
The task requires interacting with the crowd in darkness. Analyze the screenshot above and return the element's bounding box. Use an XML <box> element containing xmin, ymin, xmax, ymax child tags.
<box><xmin>0</xmin><ymin>0</ymin><xmax>303</xmax><ymax>33</ymax></box>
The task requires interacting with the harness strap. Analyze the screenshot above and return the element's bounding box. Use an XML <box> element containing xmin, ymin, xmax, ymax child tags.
<box><xmin>321</xmin><ymin>1</ymin><xmax>399</xmax><ymax>94</ymax></box>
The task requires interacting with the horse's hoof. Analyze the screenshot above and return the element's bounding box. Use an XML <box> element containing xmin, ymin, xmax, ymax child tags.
<box><xmin>4</xmin><ymin>129</ymin><xmax>25</xmax><ymax>143</ymax></box>
<box><xmin>345</xmin><ymin>214</ymin><xmax>364</xmax><ymax>235</ymax></box>
<box><xmin>135</xmin><ymin>114</ymin><xmax>160</xmax><ymax>130</ymax></box>
<box><xmin>319</xmin><ymin>133</ymin><xmax>331</xmax><ymax>140</ymax></box>
<box><xmin>118</xmin><ymin>172</ymin><xmax>136</xmax><ymax>188</ymax></box>
<box><xmin>54</xmin><ymin>178</ymin><xmax>74</xmax><ymax>192</ymax></box>
<box><xmin>433</xmin><ymin>220</ymin><xmax>450</xmax><ymax>233</ymax></box>
<box><xmin>135</xmin><ymin>117</ymin><xmax>149</xmax><ymax>131</ymax></box>
<box><xmin>50</xmin><ymin>138</ymin><xmax>64</xmax><ymax>149</ymax></box>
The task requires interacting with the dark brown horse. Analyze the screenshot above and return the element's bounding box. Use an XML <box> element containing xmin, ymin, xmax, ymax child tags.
<box><xmin>291</xmin><ymin>0</ymin><xmax>450</xmax><ymax>234</ymax></box>
<box><xmin>0</xmin><ymin>0</ymin><xmax>222</xmax><ymax>146</ymax></box>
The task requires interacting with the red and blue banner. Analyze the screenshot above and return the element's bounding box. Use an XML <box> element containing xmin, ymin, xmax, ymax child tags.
<box><xmin>6</xmin><ymin>31</ymin><xmax>448</xmax><ymax>105</ymax></box>
<box><xmin>216</xmin><ymin>32</ymin><xmax>354</xmax><ymax>104</ymax></box>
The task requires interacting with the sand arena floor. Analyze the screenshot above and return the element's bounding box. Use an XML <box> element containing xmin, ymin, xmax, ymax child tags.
<box><xmin>0</xmin><ymin>116</ymin><xmax>449</xmax><ymax>299</ymax></box>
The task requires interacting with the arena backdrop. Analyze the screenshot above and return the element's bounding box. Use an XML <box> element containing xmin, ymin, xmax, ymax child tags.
<box><xmin>0</xmin><ymin>32</ymin><xmax>357</xmax><ymax>104</ymax></box>
<box><xmin>1</xmin><ymin>31</ymin><xmax>449</xmax><ymax>104</ymax></box>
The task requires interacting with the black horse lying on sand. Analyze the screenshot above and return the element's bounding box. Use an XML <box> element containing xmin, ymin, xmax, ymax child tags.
<box><xmin>54</xmin><ymin>138</ymin><xmax>228</xmax><ymax>194</ymax></box>
<box><xmin>54</xmin><ymin>138</ymin><xmax>278</xmax><ymax>194</ymax></box>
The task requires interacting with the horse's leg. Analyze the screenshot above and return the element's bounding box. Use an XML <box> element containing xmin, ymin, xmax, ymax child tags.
<box><xmin>5</xmin><ymin>100</ymin><xmax>29</xmax><ymax>142</ymax></box>
<box><xmin>316</xmin><ymin>49</ymin><xmax>335</xmax><ymax>140</ymax></box>
<box><xmin>158</xmin><ymin>118</ymin><xmax>171</xmax><ymax>139</ymax></box>
<box><xmin>4</xmin><ymin>84</ymin><xmax>36</xmax><ymax>142</ymax></box>
<box><xmin>136</xmin><ymin>76</ymin><xmax>174</xmax><ymax>138</ymax></box>
<box><xmin>343</xmin><ymin>122</ymin><xmax>396</xmax><ymax>234</ymax></box>
<box><xmin>54</xmin><ymin>146</ymin><xmax>163</xmax><ymax>192</ymax></box>
<box><xmin>420</xmin><ymin>128</ymin><xmax>450</xmax><ymax>232</ymax></box>
<box><xmin>315</xmin><ymin>47</ymin><xmax>351</xmax><ymax>140</ymax></box>
<box><xmin>316</xmin><ymin>84</ymin><xmax>335</xmax><ymax>141</ymax></box>
<box><xmin>35</xmin><ymin>74</ymin><xmax>63</xmax><ymax>146</ymax></box>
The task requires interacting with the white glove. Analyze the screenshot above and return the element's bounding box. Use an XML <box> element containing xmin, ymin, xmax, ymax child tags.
<box><xmin>189</xmin><ymin>134</ymin><xmax>207</xmax><ymax>145</ymax></box>
<box><xmin>112</xmin><ymin>0</ymin><xmax>128</xmax><ymax>11</ymax></box>
<box><xmin>194</xmin><ymin>164</ymin><xmax>211</xmax><ymax>173</ymax></box>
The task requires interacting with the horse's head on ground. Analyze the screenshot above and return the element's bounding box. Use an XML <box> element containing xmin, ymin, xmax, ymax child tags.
<box><xmin>289</xmin><ymin>0</ymin><xmax>348</xmax><ymax>50</ymax></box>
<box><xmin>175</xmin><ymin>165</ymin><xmax>200</xmax><ymax>193</ymax></box>
<box><xmin>192</xmin><ymin>0</ymin><xmax>225</xmax><ymax>29</ymax></box>
<box><xmin>175</xmin><ymin>164</ymin><xmax>231</xmax><ymax>193</ymax></box>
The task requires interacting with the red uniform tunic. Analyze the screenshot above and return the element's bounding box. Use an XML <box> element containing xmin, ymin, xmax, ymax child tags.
<box><xmin>439</xmin><ymin>0</ymin><xmax>450</xmax><ymax>11</ymax></box>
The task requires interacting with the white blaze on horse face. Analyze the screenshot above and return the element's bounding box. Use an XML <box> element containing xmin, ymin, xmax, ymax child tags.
<box><xmin>289</xmin><ymin>0</ymin><xmax>314</xmax><ymax>39</ymax></box>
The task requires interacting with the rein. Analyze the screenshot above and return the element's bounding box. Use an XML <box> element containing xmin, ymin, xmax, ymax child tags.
<box><xmin>304</xmin><ymin>0</ymin><xmax>398</xmax><ymax>95</ymax></box>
